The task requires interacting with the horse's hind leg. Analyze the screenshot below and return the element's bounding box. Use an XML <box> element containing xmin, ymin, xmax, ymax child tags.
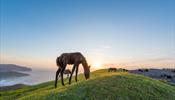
<box><xmin>55</xmin><ymin>68</ymin><xmax>61</xmax><ymax>88</ymax></box>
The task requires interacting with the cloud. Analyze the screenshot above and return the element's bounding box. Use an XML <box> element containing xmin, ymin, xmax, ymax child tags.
<box><xmin>147</xmin><ymin>58</ymin><xmax>174</xmax><ymax>62</ymax></box>
<box><xmin>100</xmin><ymin>45</ymin><xmax>112</xmax><ymax>49</ymax></box>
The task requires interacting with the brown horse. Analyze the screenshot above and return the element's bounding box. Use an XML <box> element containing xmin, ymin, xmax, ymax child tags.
<box><xmin>108</xmin><ymin>68</ymin><xmax>117</xmax><ymax>72</ymax></box>
<box><xmin>55</xmin><ymin>52</ymin><xmax>90</xmax><ymax>88</ymax></box>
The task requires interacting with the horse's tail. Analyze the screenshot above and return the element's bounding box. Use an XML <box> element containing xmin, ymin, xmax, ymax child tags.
<box><xmin>56</xmin><ymin>57</ymin><xmax>60</xmax><ymax>67</ymax></box>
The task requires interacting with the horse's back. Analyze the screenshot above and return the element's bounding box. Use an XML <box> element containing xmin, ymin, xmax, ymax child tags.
<box><xmin>60</xmin><ymin>52</ymin><xmax>83</xmax><ymax>58</ymax></box>
<box><xmin>59</xmin><ymin>52</ymin><xmax>85</xmax><ymax>64</ymax></box>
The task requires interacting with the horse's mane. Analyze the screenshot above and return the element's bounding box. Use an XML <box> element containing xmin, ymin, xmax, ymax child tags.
<box><xmin>56</xmin><ymin>57</ymin><xmax>60</xmax><ymax>67</ymax></box>
<box><xmin>82</xmin><ymin>57</ymin><xmax>88</xmax><ymax>68</ymax></box>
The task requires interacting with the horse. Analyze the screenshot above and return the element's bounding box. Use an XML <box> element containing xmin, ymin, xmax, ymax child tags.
<box><xmin>55</xmin><ymin>52</ymin><xmax>90</xmax><ymax>88</ymax></box>
<box><xmin>108</xmin><ymin>68</ymin><xmax>117</xmax><ymax>72</ymax></box>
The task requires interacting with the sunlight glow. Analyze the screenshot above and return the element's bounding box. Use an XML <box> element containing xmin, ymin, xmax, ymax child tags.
<box><xmin>93</xmin><ymin>62</ymin><xmax>102</xmax><ymax>69</ymax></box>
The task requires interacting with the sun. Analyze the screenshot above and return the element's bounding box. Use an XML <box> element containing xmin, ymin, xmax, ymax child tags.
<box><xmin>93</xmin><ymin>62</ymin><xmax>102</xmax><ymax>69</ymax></box>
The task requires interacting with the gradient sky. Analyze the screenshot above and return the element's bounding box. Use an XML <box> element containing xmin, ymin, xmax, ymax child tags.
<box><xmin>0</xmin><ymin>0</ymin><xmax>175</xmax><ymax>70</ymax></box>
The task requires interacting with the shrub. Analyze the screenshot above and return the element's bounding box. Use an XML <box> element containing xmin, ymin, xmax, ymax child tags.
<box><xmin>166</xmin><ymin>75</ymin><xmax>172</xmax><ymax>79</ymax></box>
<box><xmin>144</xmin><ymin>69</ymin><xmax>149</xmax><ymax>72</ymax></box>
<box><xmin>138</xmin><ymin>69</ymin><xmax>143</xmax><ymax>72</ymax></box>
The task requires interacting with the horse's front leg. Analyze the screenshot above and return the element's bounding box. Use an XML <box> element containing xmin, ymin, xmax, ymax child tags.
<box><xmin>69</xmin><ymin>65</ymin><xmax>76</xmax><ymax>84</ymax></box>
<box><xmin>75</xmin><ymin>66</ymin><xmax>79</xmax><ymax>82</ymax></box>
<box><xmin>61</xmin><ymin>66</ymin><xmax>66</xmax><ymax>86</ymax></box>
<box><xmin>55</xmin><ymin>68</ymin><xmax>61</xmax><ymax>88</ymax></box>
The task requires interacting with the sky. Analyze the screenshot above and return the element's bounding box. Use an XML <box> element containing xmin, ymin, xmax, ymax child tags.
<box><xmin>0</xmin><ymin>0</ymin><xmax>175</xmax><ymax>70</ymax></box>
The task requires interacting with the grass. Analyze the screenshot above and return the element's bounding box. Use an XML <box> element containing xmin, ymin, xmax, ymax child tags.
<box><xmin>1</xmin><ymin>69</ymin><xmax>175</xmax><ymax>100</ymax></box>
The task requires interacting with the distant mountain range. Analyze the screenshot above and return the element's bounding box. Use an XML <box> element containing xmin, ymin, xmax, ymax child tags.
<box><xmin>0</xmin><ymin>64</ymin><xmax>32</xmax><ymax>72</ymax></box>
<box><xmin>0</xmin><ymin>64</ymin><xmax>32</xmax><ymax>80</ymax></box>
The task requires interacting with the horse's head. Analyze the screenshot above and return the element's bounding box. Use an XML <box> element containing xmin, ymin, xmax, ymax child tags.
<box><xmin>84</xmin><ymin>65</ymin><xmax>90</xmax><ymax>79</ymax></box>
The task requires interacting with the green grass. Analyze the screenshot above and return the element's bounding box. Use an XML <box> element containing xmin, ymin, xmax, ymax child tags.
<box><xmin>1</xmin><ymin>69</ymin><xmax>175</xmax><ymax>100</ymax></box>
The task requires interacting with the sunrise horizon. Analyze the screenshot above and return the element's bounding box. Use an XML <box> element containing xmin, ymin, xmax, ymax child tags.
<box><xmin>0</xmin><ymin>0</ymin><xmax>174</xmax><ymax>70</ymax></box>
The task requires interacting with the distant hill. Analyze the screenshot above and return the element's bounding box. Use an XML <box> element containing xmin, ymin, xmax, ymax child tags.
<box><xmin>0</xmin><ymin>84</ymin><xmax>28</xmax><ymax>91</ymax></box>
<box><xmin>1</xmin><ymin>69</ymin><xmax>175</xmax><ymax>100</ymax></box>
<box><xmin>0</xmin><ymin>64</ymin><xmax>32</xmax><ymax>80</ymax></box>
<box><xmin>0</xmin><ymin>64</ymin><xmax>32</xmax><ymax>72</ymax></box>
<box><xmin>130</xmin><ymin>68</ymin><xmax>175</xmax><ymax>85</ymax></box>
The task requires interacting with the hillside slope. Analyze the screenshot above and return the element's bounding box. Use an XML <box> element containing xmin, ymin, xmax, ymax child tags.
<box><xmin>1</xmin><ymin>69</ymin><xmax>175</xmax><ymax>100</ymax></box>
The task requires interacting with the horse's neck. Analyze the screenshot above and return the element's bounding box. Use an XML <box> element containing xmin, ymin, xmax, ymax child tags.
<box><xmin>82</xmin><ymin>59</ymin><xmax>88</xmax><ymax>70</ymax></box>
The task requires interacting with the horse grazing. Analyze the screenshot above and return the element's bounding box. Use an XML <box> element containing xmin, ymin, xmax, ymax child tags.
<box><xmin>108</xmin><ymin>68</ymin><xmax>117</xmax><ymax>72</ymax></box>
<box><xmin>55</xmin><ymin>52</ymin><xmax>90</xmax><ymax>88</ymax></box>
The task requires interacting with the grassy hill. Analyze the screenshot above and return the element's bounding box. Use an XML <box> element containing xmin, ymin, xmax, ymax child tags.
<box><xmin>1</xmin><ymin>69</ymin><xmax>175</xmax><ymax>100</ymax></box>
